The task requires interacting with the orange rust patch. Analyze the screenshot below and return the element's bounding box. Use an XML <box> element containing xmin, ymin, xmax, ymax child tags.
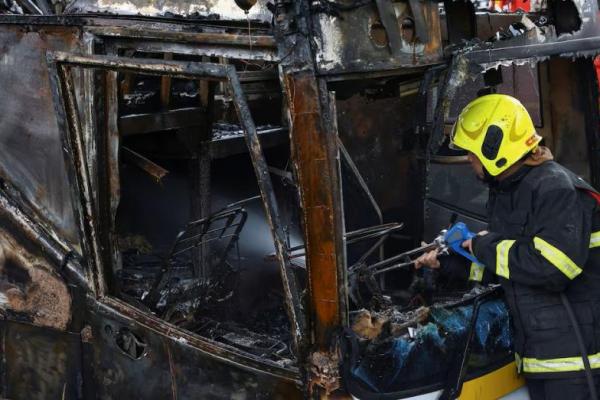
<box><xmin>0</xmin><ymin>231</ymin><xmax>71</xmax><ymax>330</ymax></box>
<box><xmin>284</xmin><ymin>73</ymin><xmax>343</xmax><ymax>348</ymax></box>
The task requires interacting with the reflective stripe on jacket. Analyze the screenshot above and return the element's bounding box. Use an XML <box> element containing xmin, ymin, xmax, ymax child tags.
<box><xmin>472</xmin><ymin>161</ymin><xmax>600</xmax><ymax>379</ymax></box>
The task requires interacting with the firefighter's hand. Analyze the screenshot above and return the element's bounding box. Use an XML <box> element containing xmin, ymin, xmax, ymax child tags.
<box><xmin>461</xmin><ymin>231</ymin><xmax>488</xmax><ymax>254</ymax></box>
<box><xmin>414</xmin><ymin>242</ymin><xmax>441</xmax><ymax>269</ymax></box>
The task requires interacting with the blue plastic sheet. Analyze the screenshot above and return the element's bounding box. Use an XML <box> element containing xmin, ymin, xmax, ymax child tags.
<box><xmin>351</xmin><ymin>299</ymin><xmax>512</xmax><ymax>393</ymax></box>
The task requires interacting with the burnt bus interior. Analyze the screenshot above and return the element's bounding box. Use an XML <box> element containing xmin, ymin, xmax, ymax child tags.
<box><xmin>0</xmin><ymin>0</ymin><xmax>598</xmax><ymax>398</ymax></box>
<box><xmin>83</xmin><ymin>54</ymin><xmax>302</xmax><ymax>364</ymax></box>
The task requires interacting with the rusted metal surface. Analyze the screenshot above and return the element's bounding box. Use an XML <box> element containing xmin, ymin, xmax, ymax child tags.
<box><xmin>0</xmin><ymin>230</ymin><xmax>71</xmax><ymax>330</ymax></box>
<box><xmin>284</xmin><ymin>73</ymin><xmax>344</xmax><ymax>351</ymax></box>
<box><xmin>273</xmin><ymin>1</ymin><xmax>347</xmax><ymax>395</ymax></box>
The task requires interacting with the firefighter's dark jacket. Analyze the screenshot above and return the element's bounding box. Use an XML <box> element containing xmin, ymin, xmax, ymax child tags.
<box><xmin>471</xmin><ymin>160</ymin><xmax>600</xmax><ymax>379</ymax></box>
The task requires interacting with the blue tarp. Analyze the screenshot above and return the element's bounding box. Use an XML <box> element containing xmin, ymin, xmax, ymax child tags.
<box><xmin>351</xmin><ymin>299</ymin><xmax>512</xmax><ymax>393</ymax></box>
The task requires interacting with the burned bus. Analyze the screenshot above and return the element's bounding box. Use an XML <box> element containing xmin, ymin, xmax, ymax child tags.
<box><xmin>0</xmin><ymin>0</ymin><xmax>598</xmax><ymax>399</ymax></box>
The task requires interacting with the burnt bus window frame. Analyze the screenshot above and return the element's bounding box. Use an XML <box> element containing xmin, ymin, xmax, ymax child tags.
<box><xmin>46</xmin><ymin>51</ymin><xmax>304</xmax><ymax>379</ymax></box>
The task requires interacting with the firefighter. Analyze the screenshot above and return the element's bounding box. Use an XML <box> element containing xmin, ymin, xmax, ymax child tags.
<box><xmin>415</xmin><ymin>94</ymin><xmax>600</xmax><ymax>400</ymax></box>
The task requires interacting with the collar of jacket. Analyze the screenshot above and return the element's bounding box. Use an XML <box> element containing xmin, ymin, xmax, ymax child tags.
<box><xmin>490</xmin><ymin>165</ymin><xmax>533</xmax><ymax>192</ymax></box>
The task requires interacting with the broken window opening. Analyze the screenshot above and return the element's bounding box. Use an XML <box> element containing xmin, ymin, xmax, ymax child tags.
<box><xmin>331</xmin><ymin>75</ymin><xmax>434</xmax><ymax>310</ymax></box>
<box><xmin>49</xmin><ymin>52</ymin><xmax>305</xmax><ymax>368</ymax></box>
<box><xmin>113</xmin><ymin>64</ymin><xmax>303</xmax><ymax>365</ymax></box>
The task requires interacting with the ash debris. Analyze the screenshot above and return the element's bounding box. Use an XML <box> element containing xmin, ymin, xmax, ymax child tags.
<box><xmin>117</xmin><ymin>246</ymin><xmax>295</xmax><ymax>364</ymax></box>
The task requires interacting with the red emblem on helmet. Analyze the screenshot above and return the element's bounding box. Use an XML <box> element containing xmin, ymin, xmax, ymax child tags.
<box><xmin>525</xmin><ymin>134</ymin><xmax>538</xmax><ymax>146</ymax></box>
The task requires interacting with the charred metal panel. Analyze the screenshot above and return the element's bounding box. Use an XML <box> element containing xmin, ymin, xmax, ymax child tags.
<box><xmin>0</xmin><ymin>321</ymin><xmax>82</xmax><ymax>400</ymax></box>
<box><xmin>0</xmin><ymin>180</ymin><xmax>78</xmax><ymax>399</ymax></box>
<box><xmin>164</xmin><ymin>332</ymin><xmax>303</xmax><ymax>399</ymax></box>
<box><xmin>461</xmin><ymin>0</ymin><xmax>600</xmax><ymax>68</ymax></box>
<box><xmin>442</xmin><ymin>0</ymin><xmax>475</xmax><ymax>45</ymax></box>
<box><xmin>0</xmin><ymin>182</ymin><xmax>88</xmax><ymax>293</ymax></box>
<box><xmin>0</xmin><ymin>24</ymin><xmax>82</xmax><ymax>248</ymax></box>
<box><xmin>313</xmin><ymin>1</ymin><xmax>443</xmax><ymax>74</ymax></box>
<box><xmin>90</xmin><ymin>26</ymin><xmax>278</xmax><ymax>62</ymax></box>
<box><xmin>424</xmin><ymin>160</ymin><xmax>488</xmax><ymax>241</ymax></box>
<box><xmin>65</xmin><ymin>0</ymin><xmax>273</xmax><ymax>23</ymax></box>
<box><xmin>82</xmin><ymin>305</ymin><xmax>176</xmax><ymax>399</ymax></box>
<box><xmin>471</xmin><ymin>14</ymin><xmax>523</xmax><ymax>42</ymax></box>
<box><xmin>334</xmin><ymin>78</ymin><xmax>423</xmax><ymax>244</ymax></box>
<box><xmin>83</xmin><ymin>298</ymin><xmax>302</xmax><ymax>399</ymax></box>
<box><xmin>546</xmin><ymin>58</ymin><xmax>594</xmax><ymax>181</ymax></box>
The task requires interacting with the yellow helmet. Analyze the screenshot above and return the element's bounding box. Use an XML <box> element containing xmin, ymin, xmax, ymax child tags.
<box><xmin>450</xmin><ymin>94</ymin><xmax>542</xmax><ymax>176</ymax></box>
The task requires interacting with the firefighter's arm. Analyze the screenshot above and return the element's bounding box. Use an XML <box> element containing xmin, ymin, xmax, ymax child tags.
<box><xmin>471</xmin><ymin>187</ymin><xmax>590</xmax><ymax>291</ymax></box>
